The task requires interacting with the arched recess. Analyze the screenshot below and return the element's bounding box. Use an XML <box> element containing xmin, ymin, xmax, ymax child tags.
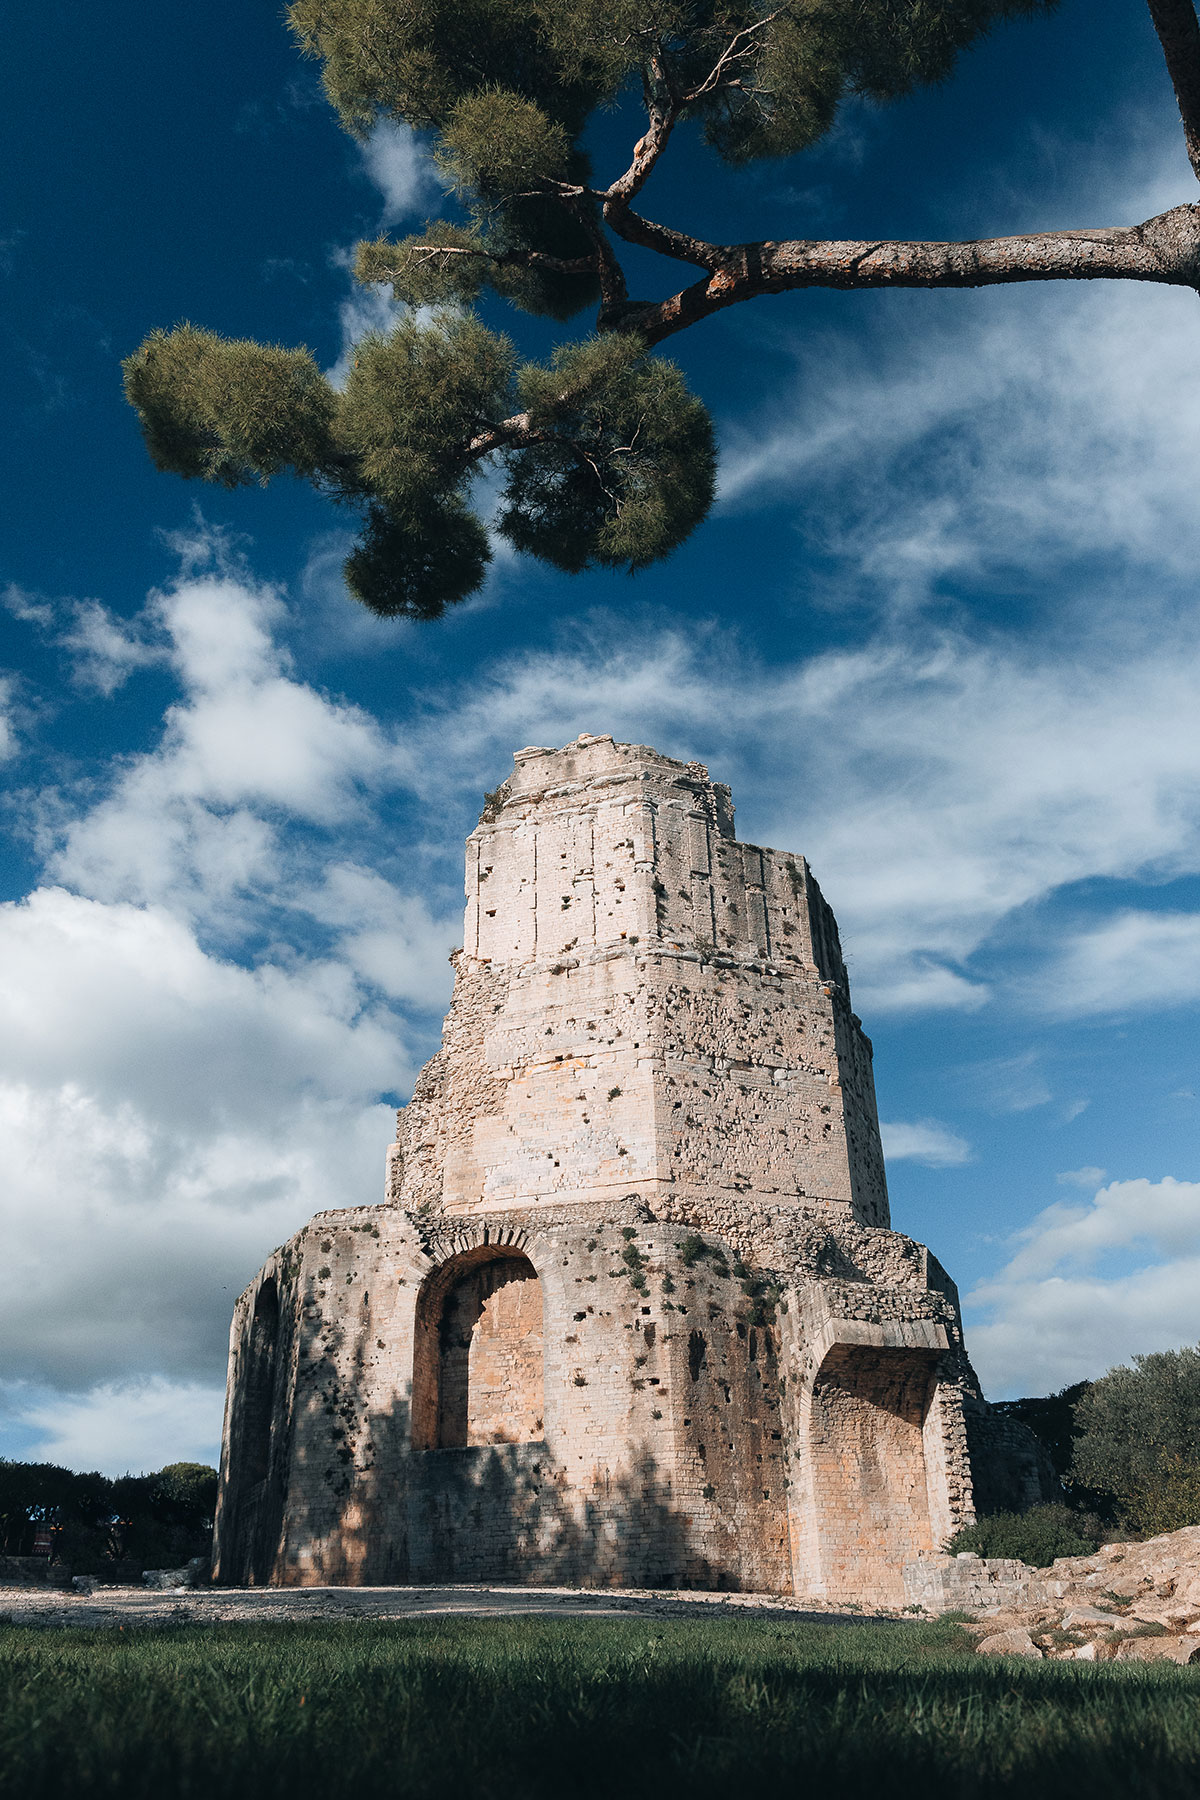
<box><xmin>806</xmin><ymin>1342</ymin><xmax>940</xmax><ymax>1608</ymax></box>
<box><xmin>239</xmin><ymin>1279</ymin><xmax>279</xmax><ymax>1487</ymax></box>
<box><xmin>412</xmin><ymin>1247</ymin><xmax>544</xmax><ymax>1450</ymax></box>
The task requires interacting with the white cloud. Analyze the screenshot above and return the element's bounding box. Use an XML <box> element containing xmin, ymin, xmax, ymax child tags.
<box><xmin>1030</xmin><ymin>910</ymin><xmax>1200</xmax><ymax>1018</ymax></box>
<box><xmin>1057</xmin><ymin>1166</ymin><xmax>1108</xmax><ymax>1190</ymax></box>
<box><xmin>0</xmin><ymin>541</ymin><xmax>463</xmax><ymax>1451</ymax></box>
<box><xmin>325</xmin><ymin>272</ymin><xmax>407</xmax><ymax>391</ymax></box>
<box><xmin>0</xmin><ymin>672</ymin><xmax>17</xmax><ymax>760</ymax></box>
<box><xmin>319</xmin><ymin>119</ymin><xmax>442</xmax><ymax>391</ymax></box>
<box><xmin>880</xmin><ymin>1119</ymin><xmax>972</xmax><ymax>1168</ymax></box>
<box><xmin>298</xmin><ymin>863</ymin><xmax>459</xmax><ymax>1009</ymax></box>
<box><xmin>45</xmin><ymin>567</ymin><xmax>405</xmax><ymax>927</ymax></box>
<box><xmin>6</xmin><ymin>1378</ymin><xmax>226</xmax><ymax>1478</ymax></box>
<box><xmin>966</xmin><ymin>1177</ymin><xmax>1200</xmax><ymax>1394</ymax></box>
<box><xmin>3</xmin><ymin>582</ymin><xmax>164</xmax><ymax>695</ymax></box>
<box><xmin>0</xmin><ymin>887</ymin><xmax>403</xmax><ymax>1393</ymax></box>
<box><xmin>360</xmin><ymin>119</ymin><xmax>440</xmax><ymax>226</ymax></box>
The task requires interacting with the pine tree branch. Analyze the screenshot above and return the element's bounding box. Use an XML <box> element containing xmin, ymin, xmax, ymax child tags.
<box><xmin>601</xmin><ymin>200</ymin><xmax>723</xmax><ymax>272</ymax></box>
<box><xmin>1146</xmin><ymin>0</ymin><xmax>1200</xmax><ymax>183</ymax></box>
<box><xmin>561</xmin><ymin>196</ymin><xmax>629</xmax><ymax>310</ymax></box>
<box><xmin>681</xmin><ymin>10</ymin><xmax>786</xmax><ymax>105</ymax></box>
<box><xmin>465</xmin><ymin>413</ymin><xmax>541</xmax><ymax>458</ymax></box>
<box><xmin>607</xmin><ymin>48</ymin><xmax>679</xmax><ymax>206</ymax></box>
<box><xmin>381</xmin><ymin>240</ymin><xmax>598</xmax><ymax>280</ymax></box>
<box><xmin>615</xmin><ymin>206</ymin><xmax>1200</xmax><ymax>346</ymax></box>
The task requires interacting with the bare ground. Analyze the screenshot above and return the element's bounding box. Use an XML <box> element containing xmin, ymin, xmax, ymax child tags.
<box><xmin>0</xmin><ymin>1582</ymin><xmax>899</xmax><ymax>1632</ymax></box>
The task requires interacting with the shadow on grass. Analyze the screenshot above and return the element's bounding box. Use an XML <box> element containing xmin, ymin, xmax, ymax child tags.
<box><xmin>2</xmin><ymin>1614</ymin><xmax>1200</xmax><ymax>1799</ymax></box>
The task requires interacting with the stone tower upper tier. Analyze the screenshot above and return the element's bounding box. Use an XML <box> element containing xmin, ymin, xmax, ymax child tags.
<box><xmin>465</xmin><ymin>734</ymin><xmax>849</xmax><ymax>982</ymax></box>
<box><xmin>392</xmin><ymin>735</ymin><xmax>890</xmax><ymax>1229</ymax></box>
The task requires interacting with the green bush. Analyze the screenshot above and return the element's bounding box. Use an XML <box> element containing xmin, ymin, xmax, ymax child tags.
<box><xmin>1072</xmin><ymin>1346</ymin><xmax>1200</xmax><ymax>1536</ymax></box>
<box><xmin>945</xmin><ymin>1504</ymin><xmax>1104</xmax><ymax>1567</ymax></box>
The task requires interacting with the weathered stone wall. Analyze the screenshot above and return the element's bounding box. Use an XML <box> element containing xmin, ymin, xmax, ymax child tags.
<box><xmin>214</xmin><ymin>1191</ymin><xmax>989</xmax><ymax>1598</ymax></box>
<box><xmin>213</xmin><ymin>735</ymin><xmax>1050</xmax><ymax>1604</ymax></box>
<box><xmin>402</xmin><ymin>735</ymin><xmax>889</xmax><ymax>1228</ymax></box>
<box><xmin>964</xmin><ymin>1398</ymin><xmax>1061</xmax><ymax>1517</ymax></box>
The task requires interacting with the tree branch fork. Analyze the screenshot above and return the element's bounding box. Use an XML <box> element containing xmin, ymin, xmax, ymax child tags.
<box><xmin>384</xmin><ymin>5</ymin><xmax>1200</xmax><ymax>350</ymax></box>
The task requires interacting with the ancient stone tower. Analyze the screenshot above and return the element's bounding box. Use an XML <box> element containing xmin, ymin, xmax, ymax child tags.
<box><xmin>214</xmin><ymin>736</ymin><xmax>1048</xmax><ymax>1601</ymax></box>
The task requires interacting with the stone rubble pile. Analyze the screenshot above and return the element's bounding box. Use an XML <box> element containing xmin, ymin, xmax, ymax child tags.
<box><xmin>909</xmin><ymin>1526</ymin><xmax>1200</xmax><ymax>1663</ymax></box>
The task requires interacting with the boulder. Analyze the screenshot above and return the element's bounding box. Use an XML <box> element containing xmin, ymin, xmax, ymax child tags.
<box><xmin>142</xmin><ymin>1566</ymin><xmax>193</xmax><ymax>1591</ymax></box>
<box><xmin>976</xmin><ymin>1627</ymin><xmax>1042</xmax><ymax>1659</ymax></box>
<box><xmin>1115</xmin><ymin>1635</ymin><xmax>1200</xmax><ymax>1665</ymax></box>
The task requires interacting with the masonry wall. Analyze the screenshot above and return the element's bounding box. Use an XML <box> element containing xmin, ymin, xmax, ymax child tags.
<box><xmin>214</xmin><ymin>1194</ymin><xmax>985</xmax><ymax>1598</ymax></box>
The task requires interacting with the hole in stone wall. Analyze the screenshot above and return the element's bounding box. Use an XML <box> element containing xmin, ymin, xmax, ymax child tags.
<box><xmin>412</xmin><ymin>1250</ymin><xmax>545</xmax><ymax>1450</ymax></box>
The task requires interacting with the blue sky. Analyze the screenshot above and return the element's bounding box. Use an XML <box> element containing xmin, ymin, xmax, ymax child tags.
<box><xmin>2</xmin><ymin>0</ymin><xmax>1199</xmax><ymax>1474</ymax></box>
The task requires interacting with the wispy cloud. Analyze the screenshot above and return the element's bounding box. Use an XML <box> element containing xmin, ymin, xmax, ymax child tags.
<box><xmin>1057</xmin><ymin>1166</ymin><xmax>1108</xmax><ymax>1190</ymax></box>
<box><xmin>388</xmin><ymin>594</ymin><xmax>1200</xmax><ymax>1020</ymax></box>
<box><xmin>717</xmin><ymin>130</ymin><xmax>1200</xmax><ymax>614</ymax></box>
<box><xmin>4</xmin><ymin>582</ymin><xmax>165</xmax><ymax>695</ymax></box>
<box><xmin>6</xmin><ymin>1377</ymin><xmax>227</xmax><ymax>1477</ymax></box>
<box><xmin>359</xmin><ymin>120</ymin><xmax>441</xmax><ymax>226</ymax></box>
<box><xmin>1027</xmin><ymin>910</ymin><xmax>1200</xmax><ymax>1018</ymax></box>
<box><xmin>880</xmin><ymin>1119</ymin><xmax>972</xmax><ymax>1168</ymax></box>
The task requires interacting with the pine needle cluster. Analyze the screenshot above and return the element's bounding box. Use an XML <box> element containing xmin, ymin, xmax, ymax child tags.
<box><xmin>124</xmin><ymin>0</ymin><xmax>1056</xmax><ymax>617</ymax></box>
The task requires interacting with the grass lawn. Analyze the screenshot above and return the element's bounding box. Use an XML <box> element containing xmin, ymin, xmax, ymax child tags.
<box><xmin>2</xmin><ymin>1612</ymin><xmax>1200</xmax><ymax>1798</ymax></box>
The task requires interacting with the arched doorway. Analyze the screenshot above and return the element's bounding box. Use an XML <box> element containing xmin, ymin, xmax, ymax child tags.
<box><xmin>806</xmin><ymin>1342</ymin><xmax>940</xmax><ymax>1607</ymax></box>
<box><xmin>412</xmin><ymin>1249</ymin><xmax>544</xmax><ymax>1450</ymax></box>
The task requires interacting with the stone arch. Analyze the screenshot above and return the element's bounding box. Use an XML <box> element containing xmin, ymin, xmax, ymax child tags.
<box><xmin>805</xmin><ymin>1341</ymin><xmax>942</xmax><ymax>1608</ymax></box>
<box><xmin>412</xmin><ymin>1245</ymin><xmax>544</xmax><ymax>1451</ymax></box>
<box><xmin>240</xmin><ymin>1278</ymin><xmax>279</xmax><ymax>1486</ymax></box>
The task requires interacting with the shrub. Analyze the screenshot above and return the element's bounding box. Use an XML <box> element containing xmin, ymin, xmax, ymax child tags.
<box><xmin>945</xmin><ymin>1504</ymin><xmax>1103</xmax><ymax>1567</ymax></box>
<box><xmin>1072</xmin><ymin>1345</ymin><xmax>1200</xmax><ymax>1535</ymax></box>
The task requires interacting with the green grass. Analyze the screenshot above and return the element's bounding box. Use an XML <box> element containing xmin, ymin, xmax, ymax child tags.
<box><xmin>2</xmin><ymin>1613</ymin><xmax>1200</xmax><ymax>1798</ymax></box>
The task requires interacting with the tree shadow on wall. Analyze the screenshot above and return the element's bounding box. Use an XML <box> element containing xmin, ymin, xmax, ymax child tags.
<box><xmin>232</xmin><ymin>1292</ymin><xmax>702</xmax><ymax>1588</ymax></box>
<box><xmin>403</xmin><ymin>1439</ymin><xmax>701</xmax><ymax>1589</ymax></box>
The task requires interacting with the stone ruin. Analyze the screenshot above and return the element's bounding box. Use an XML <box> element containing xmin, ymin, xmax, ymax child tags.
<box><xmin>213</xmin><ymin>735</ymin><xmax>1052</xmax><ymax>1602</ymax></box>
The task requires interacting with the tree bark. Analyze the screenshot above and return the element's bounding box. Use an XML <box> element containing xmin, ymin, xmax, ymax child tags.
<box><xmin>1147</xmin><ymin>0</ymin><xmax>1200</xmax><ymax>183</ymax></box>
<box><xmin>610</xmin><ymin>206</ymin><xmax>1200</xmax><ymax>345</ymax></box>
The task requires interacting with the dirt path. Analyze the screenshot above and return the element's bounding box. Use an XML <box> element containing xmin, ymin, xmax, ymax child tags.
<box><xmin>0</xmin><ymin>1582</ymin><xmax>898</xmax><ymax>1632</ymax></box>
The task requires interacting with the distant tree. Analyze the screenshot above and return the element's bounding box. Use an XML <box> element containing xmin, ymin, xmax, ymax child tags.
<box><xmin>124</xmin><ymin>1</ymin><xmax>1200</xmax><ymax>618</ymax></box>
<box><xmin>151</xmin><ymin>1462</ymin><xmax>219</xmax><ymax>1527</ymax></box>
<box><xmin>0</xmin><ymin>1459</ymin><xmax>218</xmax><ymax>1569</ymax></box>
<box><xmin>0</xmin><ymin>1460</ymin><xmax>111</xmax><ymax>1556</ymax></box>
<box><xmin>1072</xmin><ymin>1344</ymin><xmax>1200</xmax><ymax>1537</ymax></box>
<box><xmin>990</xmin><ymin>1382</ymin><xmax>1093</xmax><ymax>1483</ymax></box>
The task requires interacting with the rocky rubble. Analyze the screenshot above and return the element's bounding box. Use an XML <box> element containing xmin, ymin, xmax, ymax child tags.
<box><xmin>924</xmin><ymin>1526</ymin><xmax>1200</xmax><ymax>1663</ymax></box>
